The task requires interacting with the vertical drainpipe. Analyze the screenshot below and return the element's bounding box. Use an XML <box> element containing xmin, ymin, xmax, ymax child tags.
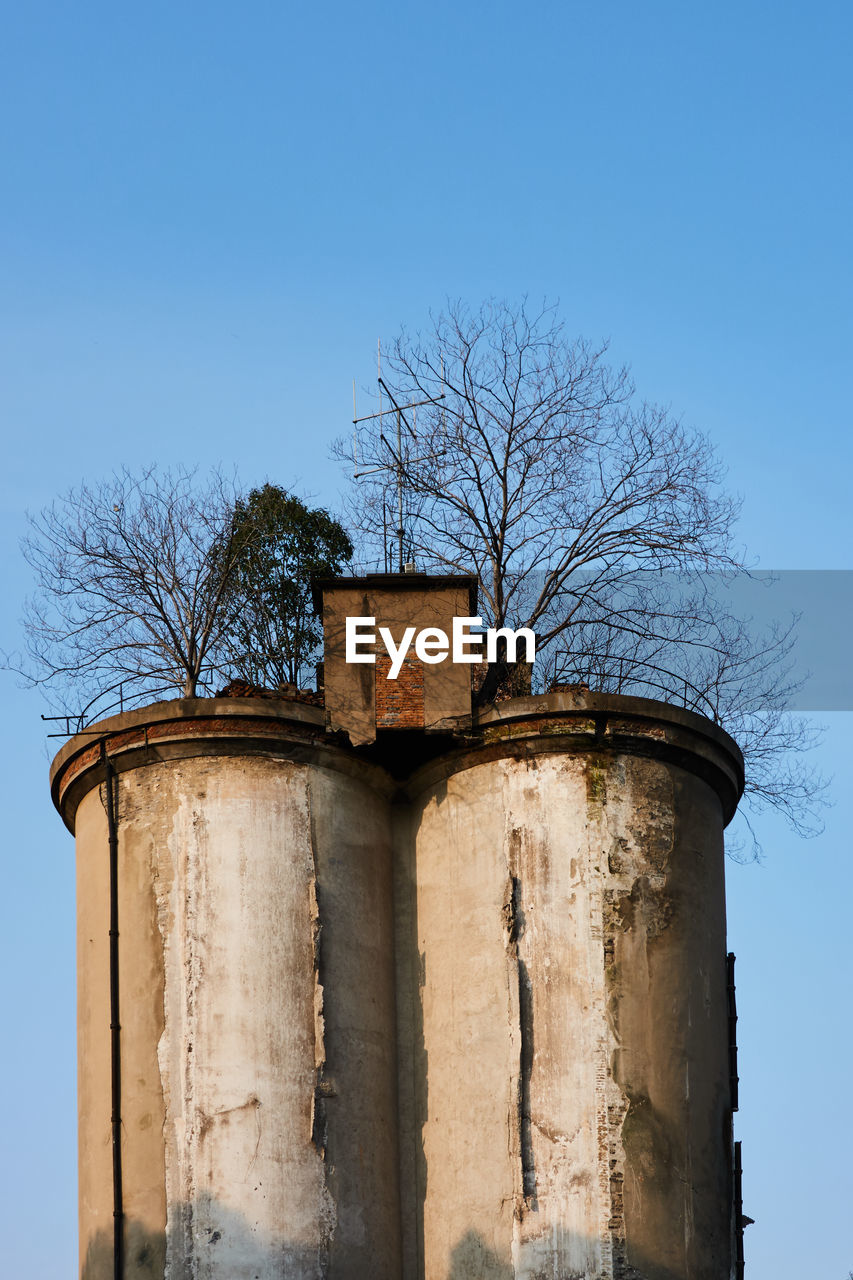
<box><xmin>101</xmin><ymin>741</ymin><xmax>124</xmax><ymax>1279</ymax></box>
<box><xmin>728</xmin><ymin>954</ymin><xmax>743</xmax><ymax>1277</ymax></box>
<box><xmin>726</xmin><ymin>953</ymin><xmax>739</xmax><ymax>1111</ymax></box>
<box><xmin>733</xmin><ymin>1141</ymin><xmax>745</xmax><ymax>1280</ymax></box>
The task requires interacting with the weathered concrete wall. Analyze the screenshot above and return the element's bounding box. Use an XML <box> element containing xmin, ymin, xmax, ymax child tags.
<box><xmin>56</xmin><ymin>690</ymin><xmax>743</xmax><ymax>1280</ymax></box>
<box><xmin>307</xmin><ymin>763</ymin><xmax>402</xmax><ymax>1277</ymax></box>
<box><xmin>58</xmin><ymin>702</ymin><xmax>401</xmax><ymax>1280</ymax></box>
<box><xmin>399</xmin><ymin>699</ymin><xmax>741</xmax><ymax>1280</ymax></box>
<box><xmin>76</xmin><ymin>777</ymin><xmax>167</xmax><ymax>1279</ymax></box>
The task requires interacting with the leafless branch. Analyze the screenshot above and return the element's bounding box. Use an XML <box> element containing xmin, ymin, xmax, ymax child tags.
<box><xmin>17</xmin><ymin>465</ymin><xmax>246</xmax><ymax>714</ymax></box>
<box><xmin>335</xmin><ymin>298</ymin><xmax>825</xmax><ymax>844</ymax></box>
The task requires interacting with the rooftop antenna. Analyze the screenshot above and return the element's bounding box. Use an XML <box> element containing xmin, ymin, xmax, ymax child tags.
<box><xmin>440</xmin><ymin>354</ymin><xmax>446</xmax><ymax>437</ymax></box>
<box><xmin>351</xmin><ymin>341</ymin><xmax>446</xmax><ymax>574</ymax></box>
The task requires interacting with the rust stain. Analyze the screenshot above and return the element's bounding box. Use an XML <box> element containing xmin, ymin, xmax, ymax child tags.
<box><xmin>56</xmin><ymin>716</ymin><xmax>326</xmax><ymax>801</ymax></box>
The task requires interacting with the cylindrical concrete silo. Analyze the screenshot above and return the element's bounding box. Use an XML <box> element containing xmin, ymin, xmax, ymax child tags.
<box><xmin>394</xmin><ymin>690</ymin><xmax>743</xmax><ymax>1280</ymax></box>
<box><xmin>51</xmin><ymin>698</ymin><xmax>401</xmax><ymax>1280</ymax></box>
<box><xmin>53</xmin><ymin>665</ymin><xmax>745</xmax><ymax>1280</ymax></box>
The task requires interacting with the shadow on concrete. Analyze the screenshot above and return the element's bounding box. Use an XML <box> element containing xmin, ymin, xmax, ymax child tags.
<box><xmin>82</xmin><ymin>1217</ymin><xmax>164</xmax><ymax>1280</ymax></box>
<box><xmin>81</xmin><ymin>1207</ymin><xmax>722</xmax><ymax>1279</ymax></box>
<box><xmin>442</xmin><ymin>1227</ymin><xmax>698</xmax><ymax>1280</ymax></box>
<box><xmin>81</xmin><ymin>1195</ymin><xmax>330</xmax><ymax>1280</ymax></box>
<box><xmin>446</xmin><ymin>1230</ymin><xmax>514</xmax><ymax>1279</ymax></box>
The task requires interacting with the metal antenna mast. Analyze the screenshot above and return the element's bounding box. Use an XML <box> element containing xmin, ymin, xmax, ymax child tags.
<box><xmin>352</xmin><ymin>342</ymin><xmax>445</xmax><ymax>573</ymax></box>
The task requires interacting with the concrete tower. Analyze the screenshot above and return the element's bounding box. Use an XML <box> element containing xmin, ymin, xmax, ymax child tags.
<box><xmin>52</xmin><ymin>575</ymin><xmax>744</xmax><ymax>1280</ymax></box>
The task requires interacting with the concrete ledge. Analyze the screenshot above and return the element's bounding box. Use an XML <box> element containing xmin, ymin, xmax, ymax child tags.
<box><xmin>476</xmin><ymin>688</ymin><xmax>744</xmax><ymax>757</ymax></box>
<box><xmin>417</xmin><ymin>690</ymin><xmax>745</xmax><ymax>823</ymax></box>
<box><xmin>51</xmin><ymin>690</ymin><xmax>746</xmax><ymax>833</ymax></box>
<box><xmin>49</xmin><ymin>697</ymin><xmax>392</xmax><ymax>833</ymax></box>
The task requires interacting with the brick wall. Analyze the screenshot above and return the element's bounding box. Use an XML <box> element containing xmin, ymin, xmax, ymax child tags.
<box><xmin>375</xmin><ymin>654</ymin><xmax>425</xmax><ymax>728</ymax></box>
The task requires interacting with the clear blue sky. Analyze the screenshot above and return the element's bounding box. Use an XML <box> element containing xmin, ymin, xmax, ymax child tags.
<box><xmin>1</xmin><ymin>4</ymin><xmax>850</xmax><ymax>1275</ymax></box>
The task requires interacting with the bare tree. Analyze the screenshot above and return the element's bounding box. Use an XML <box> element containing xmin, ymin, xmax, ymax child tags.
<box><xmin>336</xmin><ymin>298</ymin><xmax>824</xmax><ymax>837</ymax></box>
<box><xmin>18</xmin><ymin>465</ymin><xmax>247</xmax><ymax>718</ymax></box>
<box><xmin>540</xmin><ymin>572</ymin><xmax>824</xmax><ymax>840</ymax></box>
